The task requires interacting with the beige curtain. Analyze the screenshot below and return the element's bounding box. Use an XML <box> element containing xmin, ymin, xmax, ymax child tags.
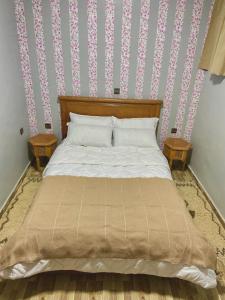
<box><xmin>199</xmin><ymin>0</ymin><xmax>225</xmax><ymax>76</ymax></box>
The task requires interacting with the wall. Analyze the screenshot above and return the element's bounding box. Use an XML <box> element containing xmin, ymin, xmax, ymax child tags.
<box><xmin>10</xmin><ymin>1</ymin><xmax>225</xmax><ymax>218</ymax></box>
<box><xmin>0</xmin><ymin>0</ymin><xmax>30</xmax><ymax>208</ymax></box>
<box><xmin>16</xmin><ymin>0</ymin><xmax>213</xmax><ymax>144</ymax></box>
<box><xmin>190</xmin><ymin>73</ymin><xmax>225</xmax><ymax>218</ymax></box>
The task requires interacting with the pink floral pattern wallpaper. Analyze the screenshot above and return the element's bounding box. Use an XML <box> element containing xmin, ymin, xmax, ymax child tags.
<box><xmin>160</xmin><ymin>0</ymin><xmax>187</xmax><ymax>147</ymax></box>
<box><xmin>184</xmin><ymin>1</ymin><xmax>215</xmax><ymax>142</ymax></box>
<box><xmin>105</xmin><ymin>0</ymin><xmax>115</xmax><ymax>98</ymax></box>
<box><xmin>175</xmin><ymin>0</ymin><xmax>204</xmax><ymax>137</ymax></box>
<box><xmin>14</xmin><ymin>0</ymin><xmax>38</xmax><ymax>136</ymax></box>
<box><xmin>69</xmin><ymin>0</ymin><xmax>81</xmax><ymax>96</ymax></box>
<box><xmin>135</xmin><ymin>0</ymin><xmax>151</xmax><ymax>99</ymax></box>
<box><xmin>150</xmin><ymin>0</ymin><xmax>169</xmax><ymax>100</ymax></box>
<box><xmin>32</xmin><ymin>0</ymin><xmax>53</xmax><ymax>133</ymax></box>
<box><xmin>87</xmin><ymin>0</ymin><xmax>98</xmax><ymax>97</ymax></box>
<box><xmin>120</xmin><ymin>0</ymin><xmax>132</xmax><ymax>98</ymax></box>
<box><xmin>15</xmin><ymin>0</ymin><xmax>213</xmax><ymax>140</ymax></box>
<box><xmin>50</xmin><ymin>0</ymin><xmax>65</xmax><ymax>96</ymax></box>
<box><xmin>183</xmin><ymin>69</ymin><xmax>205</xmax><ymax>141</ymax></box>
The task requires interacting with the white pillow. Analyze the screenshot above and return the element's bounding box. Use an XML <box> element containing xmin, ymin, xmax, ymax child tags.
<box><xmin>113</xmin><ymin>127</ymin><xmax>158</xmax><ymax>148</ymax></box>
<box><xmin>113</xmin><ymin>116</ymin><xmax>159</xmax><ymax>130</ymax></box>
<box><xmin>67</xmin><ymin>123</ymin><xmax>112</xmax><ymax>147</ymax></box>
<box><xmin>70</xmin><ymin>112</ymin><xmax>113</xmax><ymax>127</ymax></box>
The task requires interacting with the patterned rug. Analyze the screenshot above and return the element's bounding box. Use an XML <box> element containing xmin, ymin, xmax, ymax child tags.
<box><xmin>0</xmin><ymin>167</ymin><xmax>225</xmax><ymax>299</ymax></box>
<box><xmin>172</xmin><ymin>169</ymin><xmax>225</xmax><ymax>285</ymax></box>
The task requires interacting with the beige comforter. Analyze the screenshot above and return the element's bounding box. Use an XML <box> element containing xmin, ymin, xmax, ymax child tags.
<box><xmin>0</xmin><ymin>176</ymin><xmax>216</xmax><ymax>271</ymax></box>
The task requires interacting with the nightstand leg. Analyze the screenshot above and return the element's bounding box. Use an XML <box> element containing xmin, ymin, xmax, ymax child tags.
<box><xmin>169</xmin><ymin>159</ymin><xmax>173</xmax><ymax>169</ymax></box>
<box><xmin>182</xmin><ymin>161</ymin><xmax>186</xmax><ymax>170</ymax></box>
<box><xmin>36</xmin><ymin>156</ymin><xmax>41</xmax><ymax>171</ymax></box>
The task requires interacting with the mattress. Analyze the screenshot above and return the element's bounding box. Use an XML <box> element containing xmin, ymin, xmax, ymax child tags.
<box><xmin>0</xmin><ymin>142</ymin><xmax>217</xmax><ymax>288</ymax></box>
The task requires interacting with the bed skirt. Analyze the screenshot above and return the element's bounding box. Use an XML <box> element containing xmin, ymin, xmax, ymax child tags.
<box><xmin>0</xmin><ymin>258</ymin><xmax>216</xmax><ymax>289</ymax></box>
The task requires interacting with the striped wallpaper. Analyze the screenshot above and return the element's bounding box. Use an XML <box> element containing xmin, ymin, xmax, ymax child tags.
<box><xmin>15</xmin><ymin>0</ymin><xmax>213</xmax><ymax>142</ymax></box>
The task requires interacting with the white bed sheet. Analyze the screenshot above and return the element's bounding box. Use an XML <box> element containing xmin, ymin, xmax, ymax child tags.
<box><xmin>44</xmin><ymin>141</ymin><xmax>172</xmax><ymax>179</ymax></box>
<box><xmin>2</xmin><ymin>141</ymin><xmax>216</xmax><ymax>288</ymax></box>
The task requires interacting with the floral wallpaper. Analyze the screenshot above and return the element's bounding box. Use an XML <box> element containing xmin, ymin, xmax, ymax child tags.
<box><xmin>15</xmin><ymin>0</ymin><xmax>38</xmax><ymax>136</ymax></box>
<box><xmin>32</xmin><ymin>0</ymin><xmax>53</xmax><ymax>133</ymax></box>
<box><xmin>50</xmin><ymin>0</ymin><xmax>65</xmax><ymax>96</ymax></box>
<box><xmin>87</xmin><ymin>0</ymin><xmax>98</xmax><ymax>97</ymax></box>
<box><xmin>105</xmin><ymin>0</ymin><xmax>115</xmax><ymax>98</ymax></box>
<box><xmin>184</xmin><ymin>0</ymin><xmax>214</xmax><ymax>142</ymax></box>
<box><xmin>135</xmin><ymin>0</ymin><xmax>151</xmax><ymax>99</ymax></box>
<box><xmin>175</xmin><ymin>0</ymin><xmax>204</xmax><ymax>137</ymax></box>
<box><xmin>120</xmin><ymin>0</ymin><xmax>132</xmax><ymax>98</ymax></box>
<box><xmin>149</xmin><ymin>0</ymin><xmax>169</xmax><ymax>100</ymax></box>
<box><xmin>15</xmin><ymin>0</ymin><xmax>213</xmax><ymax>141</ymax></box>
<box><xmin>160</xmin><ymin>0</ymin><xmax>187</xmax><ymax>146</ymax></box>
<box><xmin>69</xmin><ymin>0</ymin><xmax>81</xmax><ymax>96</ymax></box>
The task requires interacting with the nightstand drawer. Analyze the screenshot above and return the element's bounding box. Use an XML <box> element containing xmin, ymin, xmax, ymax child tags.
<box><xmin>164</xmin><ymin>145</ymin><xmax>187</xmax><ymax>161</ymax></box>
<box><xmin>33</xmin><ymin>146</ymin><xmax>47</xmax><ymax>156</ymax></box>
<box><xmin>33</xmin><ymin>144</ymin><xmax>56</xmax><ymax>157</ymax></box>
<box><xmin>173</xmin><ymin>150</ymin><xmax>185</xmax><ymax>160</ymax></box>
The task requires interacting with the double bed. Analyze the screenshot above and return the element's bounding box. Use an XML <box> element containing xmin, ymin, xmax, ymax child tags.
<box><xmin>0</xmin><ymin>97</ymin><xmax>217</xmax><ymax>288</ymax></box>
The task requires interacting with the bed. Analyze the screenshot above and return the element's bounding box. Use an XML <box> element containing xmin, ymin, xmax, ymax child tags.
<box><xmin>0</xmin><ymin>96</ymin><xmax>217</xmax><ymax>288</ymax></box>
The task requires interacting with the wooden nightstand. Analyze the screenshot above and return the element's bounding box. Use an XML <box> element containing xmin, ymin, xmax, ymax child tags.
<box><xmin>29</xmin><ymin>134</ymin><xmax>57</xmax><ymax>171</ymax></box>
<box><xmin>163</xmin><ymin>137</ymin><xmax>192</xmax><ymax>170</ymax></box>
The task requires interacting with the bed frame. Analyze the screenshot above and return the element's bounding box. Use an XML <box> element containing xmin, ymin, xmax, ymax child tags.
<box><xmin>59</xmin><ymin>96</ymin><xmax>162</xmax><ymax>138</ymax></box>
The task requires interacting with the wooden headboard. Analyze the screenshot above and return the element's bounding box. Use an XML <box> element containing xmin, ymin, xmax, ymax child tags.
<box><xmin>59</xmin><ymin>96</ymin><xmax>162</xmax><ymax>138</ymax></box>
